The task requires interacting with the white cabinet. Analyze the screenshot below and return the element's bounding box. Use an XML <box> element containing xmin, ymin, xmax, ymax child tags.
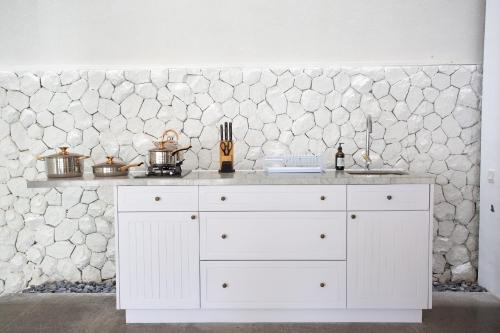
<box><xmin>347</xmin><ymin>211</ymin><xmax>430</xmax><ymax>309</ymax></box>
<box><xmin>116</xmin><ymin>182</ymin><xmax>432</xmax><ymax>323</ymax></box>
<box><xmin>118</xmin><ymin>212</ymin><xmax>199</xmax><ymax>309</ymax></box>
<box><xmin>200</xmin><ymin>212</ymin><xmax>346</xmax><ymax>260</ymax></box>
<box><xmin>201</xmin><ymin>261</ymin><xmax>346</xmax><ymax>309</ymax></box>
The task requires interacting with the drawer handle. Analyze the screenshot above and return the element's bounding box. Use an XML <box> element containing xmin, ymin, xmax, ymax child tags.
<box><xmin>222</xmin><ymin>283</ymin><xmax>228</xmax><ymax>288</ymax></box>
<box><xmin>320</xmin><ymin>282</ymin><xmax>326</xmax><ymax>288</ymax></box>
<box><xmin>320</xmin><ymin>234</ymin><xmax>326</xmax><ymax>239</ymax></box>
<box><xmin>351</xmin><ymin>214</ymin><xmax>356</xmax><ymax>219</ymax></box>
<box><xmin>191</xmin><ymin>215</ymin><xmax>196</xmax><ymax>220</ymax></box>
<box><xmin>154</xmin><ymin>196</ymin><xmax>161</xmax><ymax>202</ymax></box>
<box><xmin>386</xmin><ymin>195</ymin><xmax>392</xmax><ymax>200</ymax></box>
<box><xmin>221</xmin><ymin>234</ymin><xmax>227</xmax><ymax>239</ymax></box>
<box><xmin>320</xmin><ymin>195</ymin><xmax>326</xmax><ymax>201</ymax></box>
<box><xmin>220</xmin><ymin>196</ymin><xmax>226</xmax><ymax>201</ymax></box>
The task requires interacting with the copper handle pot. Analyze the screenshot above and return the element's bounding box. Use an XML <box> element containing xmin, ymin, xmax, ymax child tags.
<box><xmin>39</xmin><ymin>147</ymin><xmax>88</xmax><ymax>178</ymax></box>
<box><xmin>93</xmin><ymin>156</ymin><xmax>144</xmax><ymax>177</ymax></box>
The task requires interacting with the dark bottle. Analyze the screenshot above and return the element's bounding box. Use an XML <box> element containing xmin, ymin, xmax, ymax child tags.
<box><xmin>335</xmin><ymin>143</ymin><xmax>345</xmax><ymax>171</ymax></box>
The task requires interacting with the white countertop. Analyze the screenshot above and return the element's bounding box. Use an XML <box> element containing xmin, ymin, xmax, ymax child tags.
<box><xmin>27</xmin><ymin>170</ymin><xmax>435</xmax><ymax>188</ymax></box>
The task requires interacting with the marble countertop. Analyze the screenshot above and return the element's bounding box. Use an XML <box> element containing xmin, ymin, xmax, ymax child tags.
<box><xmin>27</xmin><ymin>170</ymin><xmax>435</xmax><ymax>188</ymax></box>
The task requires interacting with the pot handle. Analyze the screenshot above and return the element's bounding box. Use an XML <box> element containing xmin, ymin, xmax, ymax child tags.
<box><xmin>119</xmin><ymin>162</ymin><xmax>144</xmax><ymax>172</ymax></box>
<box><xmin>77</xmin><ymin>156</ymin><xmax>90</xmax><ymax>160</ymax></box>
<box><xmin>171</xmin><ymin>145</ymin><xmax>192</xmax><ymax>156</ymax></box>
<box><xmin>36</xmin><ymin>155</ymin><xmax>45</xmax><ymax>161</ymax></box>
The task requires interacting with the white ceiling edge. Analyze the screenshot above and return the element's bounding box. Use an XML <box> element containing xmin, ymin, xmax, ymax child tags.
<box><xmin>0</xmin><ymin>61</ymin><xmax>483</xmax><ymax>72</ymax></box>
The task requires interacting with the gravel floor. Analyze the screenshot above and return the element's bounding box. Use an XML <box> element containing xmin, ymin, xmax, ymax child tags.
<box><xmin>432</xmin><ymin>281</ymin><xmax>487</xmax><ymax>292</ymax></box>
<box><xmin>21</xmin><ymin>279</ymin><xmax>486</xmax><ymax>294</ymax></box>
<box><xmin>22</xmin><ymin>279</ymin><xmax>116</xmax><ymax>293</ymax></box>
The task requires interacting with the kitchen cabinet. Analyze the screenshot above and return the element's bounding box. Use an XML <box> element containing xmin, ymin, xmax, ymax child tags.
<box><xmin>111</xmin><ymin>179</ymin><xmax>433</xmax><ymax>323</ymax></box>
<box><xmin>347</xmin><ymin>211</ymin><xmax>430</xmax><ymax>309</ymax></box>
<box><xmin>117</xmin><ymin>211</ymin><xmax>199</xmax><ymax>309</ymax></box>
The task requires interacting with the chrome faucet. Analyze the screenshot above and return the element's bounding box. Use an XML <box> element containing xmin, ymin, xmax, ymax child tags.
<box><xmin>362</xmin><ymin>115</ymin><xmax>372</xmax><ymax>169</ymax></box>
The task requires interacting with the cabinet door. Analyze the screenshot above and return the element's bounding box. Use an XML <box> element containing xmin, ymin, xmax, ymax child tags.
<box><xmin>118</xmin><ymin>212</ymin><xmax>199</xmax><ymax>309</ymax></box>
<box><xmin>347</xmin><ymin>211</ymin><xmax>429</xmax><ymax>309</ymax></box>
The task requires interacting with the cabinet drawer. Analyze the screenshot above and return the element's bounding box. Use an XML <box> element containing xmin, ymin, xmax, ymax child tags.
<box><xmin>201</xmin><ymin>261</ymin><xmax>346</xmax><ymax>309</ymax></box>
<box><xmin>347</xmin><ymin>185</ymin><xmax>429</xmax><ymax>211</ymax></box>
<box><xmin>200</xmin><ymin>212</ymin><xmax>346</xmax><ymax>260</ymax></box>
<box><xmin>199</xmin><ymin>185</ymin><xmax>346</xmax><ymax>211</ymax></box>
<box><xmin>117</xmin><ymin>186</ymin><xmax>198</xmax><ymax>212</ymax></box>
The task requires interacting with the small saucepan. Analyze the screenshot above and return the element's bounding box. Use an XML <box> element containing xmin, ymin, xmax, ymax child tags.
<box><xmin>92</xmin><ymin>156</ymin><xmax>144</xmax><ymax>177</ymax></box>
<box><xmin>149</xmin><ymin>129</ymin><xmax>192</xmax><ymax>167</ymax></box>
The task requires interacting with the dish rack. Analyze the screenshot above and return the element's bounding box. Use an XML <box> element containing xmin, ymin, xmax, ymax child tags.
<box><xmin>263</xmin><ymin>154</ymin><xmax>326</xmax><ymax>173</ymax></box>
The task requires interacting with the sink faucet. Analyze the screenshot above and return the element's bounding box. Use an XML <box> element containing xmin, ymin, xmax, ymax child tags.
<box><xmin>362</xmin><ymin>115</ymin><xmax>372</xmax><ymax>169</ymax></box>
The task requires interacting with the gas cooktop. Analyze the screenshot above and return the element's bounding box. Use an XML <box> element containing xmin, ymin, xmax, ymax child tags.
<box><xmin>132</xmin><ymin>169</ymin><xmax>191</xmax><ymax>178</ymax></box>
<box><xmin>132</xmin><ymin>163</ymin><xmax>191</xmax><ymax>178</ymax></box>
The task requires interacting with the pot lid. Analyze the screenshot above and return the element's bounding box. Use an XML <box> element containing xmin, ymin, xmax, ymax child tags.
<box><xmin>152</xmin><ymin>140</ymin><xmax>178</xmax><ymax>150</ymax></box>
<box><xmin>43</xmin><ymin>147</ymin><xmax>85</xmax><ymax>158</ymax></box>
<box><xmin>93</xmin><ymin>156</ymin><xmax>127</xmax><ymax>168</ymax></box>
<box><xmin>151</xmin><ymin>129</ymin><xmax>180</xmax><ymax>151</ymax></box>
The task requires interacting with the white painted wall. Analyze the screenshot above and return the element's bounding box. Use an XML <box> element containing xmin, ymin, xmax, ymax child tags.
<box><xmin>0</xmin><ymin>0</ymin><xmax>485</xmax><ymax>68</ymax></box>
<box><xmin>479</xmin><ymin>0</ymin><xmax>500</xmax><ymax>298</ymax></box>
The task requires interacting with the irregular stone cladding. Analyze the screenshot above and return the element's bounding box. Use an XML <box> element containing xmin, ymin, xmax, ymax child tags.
<box><xmin>0</xmin><ymin>66</ymin><xmax>482</xmax><ymax>294</ymax></box>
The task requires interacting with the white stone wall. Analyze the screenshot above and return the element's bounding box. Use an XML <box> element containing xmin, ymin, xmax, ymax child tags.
<box><xmin>0</xmin><ymin>66</ymin><xmax>481</xmax><ymax>295</ymax></box>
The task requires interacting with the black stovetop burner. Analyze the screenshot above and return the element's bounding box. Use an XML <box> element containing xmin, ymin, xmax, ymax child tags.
<box><xmin>145</xmin><ymin>162</ymin><xmax>188</xmax><ymax>177</ymax></box>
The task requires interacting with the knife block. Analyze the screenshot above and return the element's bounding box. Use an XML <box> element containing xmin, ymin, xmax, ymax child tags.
<box><xmin>219</xmin><ymin>140</ymin><xmax>235</xmax><ymax>173</ymax></box>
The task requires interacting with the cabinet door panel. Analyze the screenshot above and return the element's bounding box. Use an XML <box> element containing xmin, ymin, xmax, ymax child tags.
<box><xmin>118</xmin><ymin>212</ymin><xmax>199</xmax><ymax>309</ymax></box>
<box><xmin>347</xmin><ymin>211</ymin><xmax>429</xmax><ymax>309</ymax></box>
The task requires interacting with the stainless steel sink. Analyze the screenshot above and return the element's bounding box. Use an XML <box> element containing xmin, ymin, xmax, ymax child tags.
<box><xmin>345</xmin><ymin>168</ymin><xmax>408</xmax><ymax>175</ymax></box>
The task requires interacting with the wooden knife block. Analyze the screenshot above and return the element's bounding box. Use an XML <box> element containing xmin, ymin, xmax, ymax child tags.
<box><xmin>219</xmin><ymin>140</ymin><xmax>235</xmax><ymax>173</ymax></box>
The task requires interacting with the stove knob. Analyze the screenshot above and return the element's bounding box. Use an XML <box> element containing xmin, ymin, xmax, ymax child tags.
<box><xmin>154</xmin><ymin>196</ymin><xmax>161</xmax><ymax>202</ymax></box>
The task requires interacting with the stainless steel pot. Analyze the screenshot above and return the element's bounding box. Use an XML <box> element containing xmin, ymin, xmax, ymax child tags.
<box><xmin>37</xmin><ymin>147</ymin><xmax>89</xmax><ymax>178</ymax></box>
<box><xmin>92</xmin><ymin>156</ymin><xmax>144</xmax><ymax>177</ymax></box>
<box><xmin>149</xmin><ymin>129</ymin><xmax>192</xmax><ymax>166</ymax></box>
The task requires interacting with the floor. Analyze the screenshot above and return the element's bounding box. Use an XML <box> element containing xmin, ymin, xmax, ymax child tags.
<box><xmin>0</xmin><ymin>293</ymin><xmax>499</xmax><ymax>333</ymax></box>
